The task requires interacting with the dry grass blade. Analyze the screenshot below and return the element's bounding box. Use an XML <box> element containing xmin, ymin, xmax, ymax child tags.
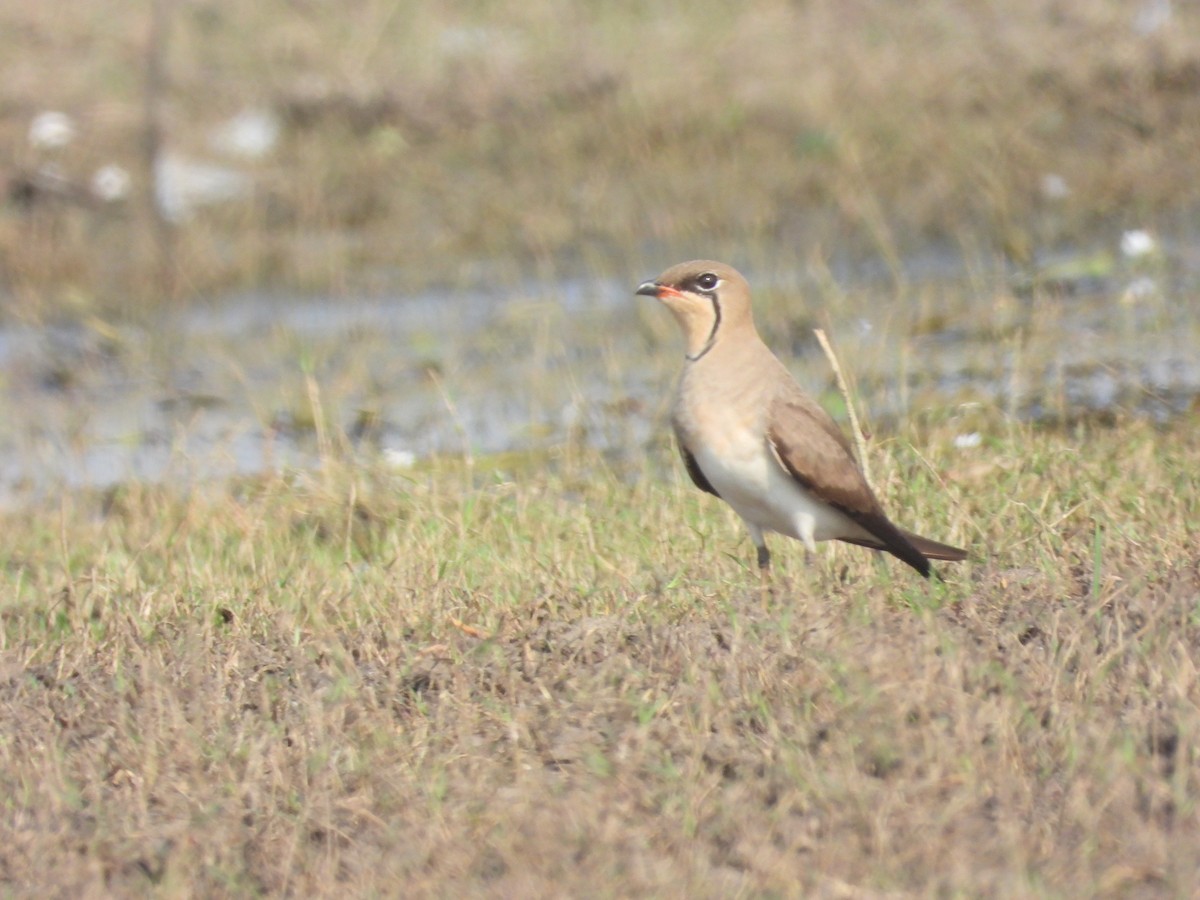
<box><xmin>815</xmin><ymin>326</ymin><xmax>873</xmax><ymax>489</ymax></box>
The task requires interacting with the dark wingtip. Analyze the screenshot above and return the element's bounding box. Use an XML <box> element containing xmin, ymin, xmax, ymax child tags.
<box><xmin>900</xmin><ymin>547</ymin><xmax>933</xmax><ymax>578</ymax></box>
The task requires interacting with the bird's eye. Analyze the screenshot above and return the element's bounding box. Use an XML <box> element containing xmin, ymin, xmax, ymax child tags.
<box><xmin>696</xmin><ymin>273</ymin><xmax>719</xmax><ymax>291</ymax></box>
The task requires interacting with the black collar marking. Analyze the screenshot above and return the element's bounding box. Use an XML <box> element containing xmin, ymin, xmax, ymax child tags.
<box><xmin>687</xmin><ymin>291</ymin><xmax>721</xmax><ymax>361</ymax></box>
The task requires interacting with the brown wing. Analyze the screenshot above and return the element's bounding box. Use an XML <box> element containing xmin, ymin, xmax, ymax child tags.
<box><xmin>765</xmin><ymin>384</ymin><xmax>934</xmax><ymax>577</ymax></box>
<box><xmin>673</xmin><ymin>424</ymin><xmax>720</xmax><ymax>498</ymax></box>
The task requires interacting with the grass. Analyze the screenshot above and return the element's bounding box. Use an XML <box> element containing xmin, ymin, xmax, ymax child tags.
<box><xmin>4</xmin><ymin>0</ymin><xmax>1200</xmax><ymax>316</ymax></box>
<box><xmin>3</xmin><ymin>1</ymin><xmax>1199</xmax><ymax>894</ymax></box>
<box><xmin>2</xmin><ymin>414</ymin><xmax>1199</xmax><ymax>896</ymax></box>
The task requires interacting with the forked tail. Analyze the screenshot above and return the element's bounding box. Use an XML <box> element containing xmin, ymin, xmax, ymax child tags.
<box><xmin>901</xmin><ymin>530</ymin><xmax>968</xmax><ymax>562</ymax></box>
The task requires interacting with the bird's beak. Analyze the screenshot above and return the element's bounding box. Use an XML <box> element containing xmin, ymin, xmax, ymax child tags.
<box><xmin>636</xmin><ymin>280</ymin><xmax>685</xmax><ymax>300</ymax></box>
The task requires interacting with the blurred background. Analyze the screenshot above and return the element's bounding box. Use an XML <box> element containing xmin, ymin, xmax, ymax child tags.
<box><xmin>1</xmin><ymin>0</ymin><xmax>1198</xmax><ymax>503</ymax></box>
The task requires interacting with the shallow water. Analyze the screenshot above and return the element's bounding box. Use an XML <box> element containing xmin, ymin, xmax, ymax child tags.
<box><xmin>0</xmin><ymin>241</ymin><xmax>1197</xmax><ymax>508</ymax></box>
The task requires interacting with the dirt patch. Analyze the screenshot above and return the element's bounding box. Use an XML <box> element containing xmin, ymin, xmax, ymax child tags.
<box><xmin>4</xmin><ymin>562</ymin><xmax>1199</xmax><ymax>895</ymax></box>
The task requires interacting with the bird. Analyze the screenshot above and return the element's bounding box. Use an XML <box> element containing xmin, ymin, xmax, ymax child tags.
<box><xmin>636</xmin><ymin>259</ymin><xmax>966</xmax><ymax>581</ymax></box>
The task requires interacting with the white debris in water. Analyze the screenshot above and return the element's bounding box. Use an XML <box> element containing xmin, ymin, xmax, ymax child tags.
<box><xmin>1121</xmin><ymin>276</ymin><xmax>1158</xmax><ymax>305</ymax></box>
<box><xmin>383</xmin><ymin>447</ymin><xmax>417</xmax><ymax>469</ymax></box>
<box><xmin>438</xmin><ymin>26</ymin><xmax>514</xmax><ymax>56</ymax></box>
<box><xmin>1134</xmin><ymin>0</ymin><xmax>1172</xmax><ymax>36</ymax></box>
<box><xmin>1120</xmin><ymin>229</ymin><xmax>1158</xmax><ymax>259</ymax></box>
<box><xmin>91</xmin><ymin>164</ymin><xmax>132</xmax><ymax>202</ymax></box>
<box><xmin>560</xmin><ymin>399</ymin><xmax>584</xmax><ymax>429</ymax></box>
<box><xmin>208</xmin><ymin>108</ymin><xmax>281</xmax><ymax>159</ymax></box>
<box><xmin>436</xmin><ymin>25</ymin><xmax>525</xmax><ymax>68</ymax></box>
<box><xmin>953</xmin><ymin>432</ymin><xmax>982</xmax><ymax>449</ymax></box>
<box><xmin>154</xmin><ymin>154</ymin><xmax>252</xmax><ymax>222</ymax></box>
<box><xmin>28</xmin><ymin>111</ymin><xmax>76</xmax><ymax>149</ymax></box>
<box><xmin>1039</xmin><ymin>173</ymin><xmax>1070</xmax><ymax>200</ymax></box>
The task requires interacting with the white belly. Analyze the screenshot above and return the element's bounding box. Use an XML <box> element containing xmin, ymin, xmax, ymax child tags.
<box><xmin>691</xmin><ymin>434</ymin><xmax>864</xmax><ymax>550</ymax></box>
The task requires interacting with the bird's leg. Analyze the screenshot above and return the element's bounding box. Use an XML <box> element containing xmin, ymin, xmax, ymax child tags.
<box><xmin>756</xmin><ymin>543</ymin><xmax>772</xmax><ymax>603</ymax></box>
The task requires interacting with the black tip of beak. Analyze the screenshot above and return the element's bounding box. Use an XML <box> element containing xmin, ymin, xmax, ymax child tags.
<box><xmin>635</xmin><ymin>280</ymin><xmax>661</xmax><ymax>298</ymax></box>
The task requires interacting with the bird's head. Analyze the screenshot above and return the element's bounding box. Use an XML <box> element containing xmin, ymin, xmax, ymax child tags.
<box><xmin>635</xmin><ymin>260</ymin><xmax>753</xmax><ymax>360</ymax></box>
